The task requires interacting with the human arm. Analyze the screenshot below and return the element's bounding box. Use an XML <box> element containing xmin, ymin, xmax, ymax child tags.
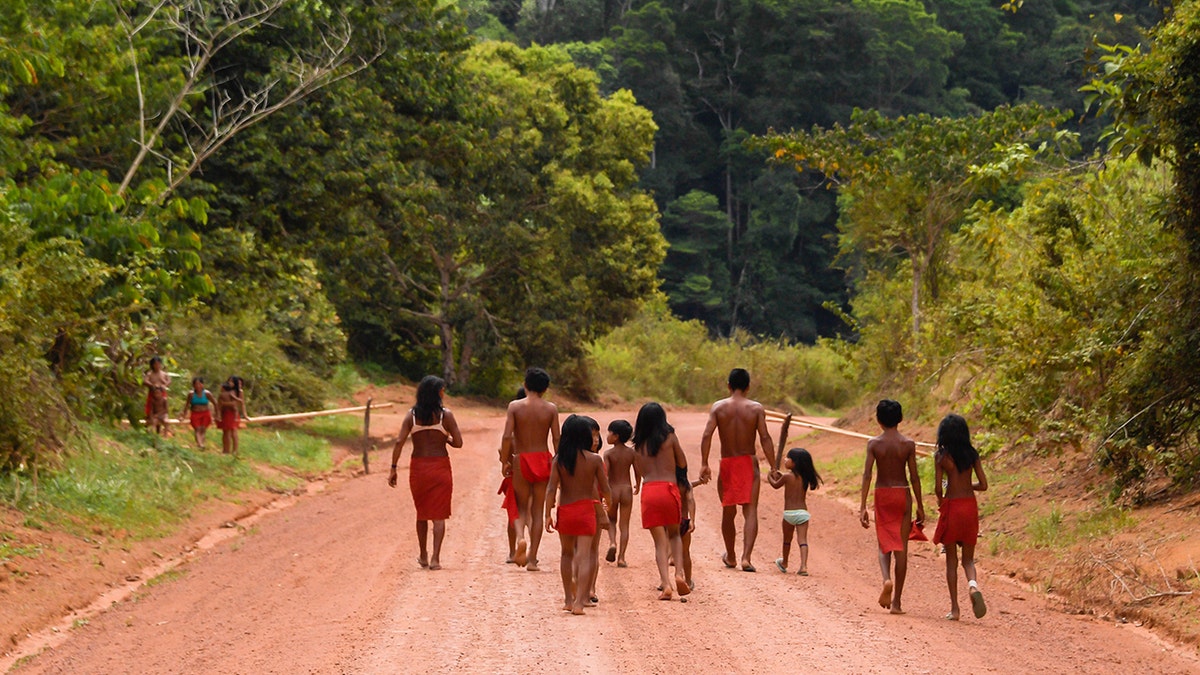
<box><xmin>756</xmin><ymin>406</ymin><xmax>776</xmax><ymax>472</ymax></box>
<box><xmin>973</xmin><ymin>460</ymin><xmax>988</xmax><ymax>492</ymax></box>
<box><xmin>632</xmin><ymin>458</ymin><xmax>642</xmax><ymax>496</ymax></box>
<box><xmin>596</xmin><ymin>456</ymin><xmax>612</xmax><ymax>513</ymax></box>
<box><xmin>671</xmin><ymin>433</ymin><xmax>687</xmax><ymax>472</ymax></box>
<box><xmin>499</xmin><ymin>404</ymin><xmax>516</xmax><ymax>477</ymax></box>
<box><xmin>934</xmin><ymin>454</ymin><xmax>945</xmax><ymax>506</ymax></box>
<box><xmin>442</xmin><ymin>409</ymin><xmax>464</xmax><ymax>448</ymax></box>
<box><xmin>699</xmin><ymin>407</ymin><xmax>717</xmax><ymax>482</ymax></box>
<box><xmin>549</xmin><ymin>406</ymin><xmax>561</xmax><ymax>453</ymax></box>
<box><xmin>387</xmin><ymin>413</ymin><xmax>414</xmax><ymax>488</ymax></box>
<box><xmin>687</xmin><ymin>490</ymin><xmax>697</xmax><ymax>531</ymax></box>
<box><xmin>859</xmin><ymin>444</ymin><xmax>875</xmax><ymax>528</ymax></box>
<box><xmin>767</xmin><ymin>470</ymin><xmax>786</xmax><ymax>489</ymax></box>
<box><xmin>907</xmin><ymin>443</ymin><xmax>925</xmax><ymax>526</ymax></box>
<box><xmin>544</xmin><ymin>466</ymin><xmax>559</xmax><ymax>533</ymax></box>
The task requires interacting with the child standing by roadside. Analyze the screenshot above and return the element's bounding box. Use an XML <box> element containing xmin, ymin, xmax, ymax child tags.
<box><xmin>769</xmin><ymin>448</ymin><xmax>822</xmax><ymax>575</ymax></box>
<box><xmin>181</xmin><ymin>377</ymin><xmax>217</xmax><ymax>449</ymax></box>
<box><xmin>933</xmin><ymin>413</ymin><xmax>988</xmax><ymax>620</ymax></box>
<box><xmin>216</xmin><ymin>377</ymin><xmax>246</xmax><ymax>455</ymax></box>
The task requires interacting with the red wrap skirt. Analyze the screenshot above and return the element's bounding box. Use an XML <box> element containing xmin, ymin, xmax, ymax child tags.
<box><xmin>556</xmin><ymin>499</ymin><xmax>598</xmax><ymax>536</ymax></box>
<box><xmin>190</xmin><ymin>409</ymin><xmax>213</xmax><ymax>430</ymax></box>
<box><xmin>641</xmin><ymin>481</ymin><xmax>682</xmax><ymax>529</ymax></box>
<box><xmin>410</xmin><ymin>456</ymin><xmax>453</xmax><ymax>521</ymax></box>
<box><xmin>519</xmin><ymin>451</ymin><xmax>552</xmax><ymax>483</ymax></box>
<box><xmin>498</xmin><ymin>477</ymin><xmax>518</xmax><ymax>523</ymax></box>
<box><xmin>874</xmin><ymin>487</ymin><xmax>910</xmax><ymax>553</ymax></box>
<box><xmin>217</xmin><ymin>408</ymin><xmax>240</xmax><ymax>431</ymax></box>
<box><xmin>933</xmin><ymin>497</ymin><xmax>979</xmax><ymax>546</ymax></box>
<box><xmin>719</xmin><ymin>455</ymin><xmax>756</xmax><ymax>506</ymax></box>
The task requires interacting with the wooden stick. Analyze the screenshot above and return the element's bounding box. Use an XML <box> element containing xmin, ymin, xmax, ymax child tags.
<box><xmin>764</xmin><ymin>408</ymin><xmax>934</xmax><ymax>456</ymax></box>
<box><xmin>244</xmin><ymin>402</ymin><xmax>394</xmax><ymax>424</ymax></box>
<box><xmin>774</xmin><ymin>413</ymin><xmax>792</xmax><ymax>471</ymax></box>
<box><xmin>362</xmin><ymin>398</ymin><xmax>373</xmax><ymax>475</ymax></box>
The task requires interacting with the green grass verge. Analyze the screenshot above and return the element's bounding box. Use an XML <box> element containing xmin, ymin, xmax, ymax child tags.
<box><xmin>1</xmin><ymin>421</ymin><xmax>337</xmax><ymax>540</ymax></box>
<box><xmin>298</xmin><ymin>414</ymin><xmax>364</xmax><ymax>442</ymax></box>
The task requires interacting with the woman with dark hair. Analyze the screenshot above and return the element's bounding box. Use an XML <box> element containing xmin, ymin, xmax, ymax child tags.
<box><xmin>216</xmin><ymin>376</ymin><xmax>246</xmax><ymax>455</ymax></box>
<box><xmin>933</xmin><ymin>413</ymin><xmax>988</xmax><ymax>620</ymax></box>
<box><xmin>389</xmin><ymin>376</ymin><xmax>464</xmax><ymax>571</ymax></box>
<box><xmin>632</xmin><ymin>402</ymin><xmax>691</xmax><ymax>601</ymax></box>
<box><xmin>545</xmin><ymin>415</ymin><xmax>610</xmax><ymax>615</ymax></box>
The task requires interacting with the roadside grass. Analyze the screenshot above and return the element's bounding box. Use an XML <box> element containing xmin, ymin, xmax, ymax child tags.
<box><xmin>238</xmin><ymin>427</ymin><xmax>334</xmax><ymax>474</ymax></box>
<box><xmin>0</xmin><ymin>531</ymin><xmax>41</xmax><ymax>562</ymax></box>
<box><xmin>145</xmin><ymin>568</ymin><xmax>188</xmax><ymax>588</ymax></box>
<box><xmin>0</xmin><ymin>421</ymin><xmax>339</xmax><ymax>540</ymax></box>
<box><xmin>299</xmin><ymin>414</ymin><xmax>363</xmax><ymax>442</ymax></box>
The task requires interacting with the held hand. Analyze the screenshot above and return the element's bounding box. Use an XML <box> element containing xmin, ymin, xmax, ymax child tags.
<box><xmin>501</xmin><ymin>463</ymin><xmax>512</xmax><ymax>478</ymax></box>
<box><xmin>769</xmin><ymin>469</ymin><xmax>782</xmax><ymax>480</ymax></box>
<box><xmin>699</xmin><ymin>465</ymin><xmax>712</xmax><ymax>483</ymax></box>
<box><xmin>859</xmin><ymin>509</ymin><xmax>870</xmax><ymax>529</ymax></box>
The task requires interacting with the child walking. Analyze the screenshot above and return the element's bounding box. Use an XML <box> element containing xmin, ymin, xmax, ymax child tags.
<box><xmin>545</xmin><ymin>415</ymin><xmax>611</xmax><ymax>615</ymax></box>
<box><xmin>603</xmin><ymin>419</ymin><xmax>640</xmax><ymax>567</ymax></box>
<box><xmin>933</xmin><ymin>413</ymin><xmax>988</xmax><ymax>620</ymax></box>
<box><xmin>769</xmin><ymin>448</ymin><xmax>822</xmax><ymax>575</ymax></box>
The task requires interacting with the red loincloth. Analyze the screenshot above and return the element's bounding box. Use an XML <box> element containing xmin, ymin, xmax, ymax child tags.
<box><xmin>874</xmin><ymin>487</ymin><xmax>911</xmax><ymax>553</ymax></box>
<box><xmin>640</xmin><ymin>481</ymin><xmax>682</xmax><ymax>529</ymax></box>
<box><xmin>498</xmin><ymin>477</ymin><xmax>518</xmax><ymax>523</ymax></box>
<box><xmin>556</xmin><ymin>499</ymin><xmax>598</xmax><ymax>536</ymax></box>
<box><xmin>409</xmin><ymin>456</ymin><xmax>453</xmax><ymax>521</ymax></box>
<box><xmin>909</xmin><ymin>522</ymin><xmax>929</xmax><ymax>542</ymax></box>
<box><xmin>933</xmin><ymin>497</ymin><xmax>979</xmax><ymax>546</ymax></box>
<box><xmin>519</xmin><ymin>450</ymin><xmax>552</xmax><ymax>483</ymax></box>
<box><xmin>719</xmin><ymin>455</ymin><xmax>756</xmax><ymax>506</ymax></box>
<box><xmin>145</xmin><ymin>390</ymin><xmax>167</xmax><ymax>418</ymax></box>
<box><xmin>217</xmin><ymin>408</ymin><xmax>239</xmax><ymax>431</ymax></box>
<box><xmin>189</xmin><ymin>409</ymin><xmax>213</xmax><ymax>430</ymax></box>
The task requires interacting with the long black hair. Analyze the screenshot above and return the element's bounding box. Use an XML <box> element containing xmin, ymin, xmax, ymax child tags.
<box><xmin>413</xmin><ymin>375</ymin><xmax>445</xmax><ymax>426</ymax></box>
<box><xmin>557</xmin><ymin>414</ymin><xmax>595</xmax><ymax>476</ymax></box>
<box><xmin>632</xmin><ymin>402</ymin><xmax>673</xmax><ymax>457</ymax></box>
<box><xmin>937</xmin><ymin>413</ymin><xmax>978</xmax><ymax>473</ymax></box>
<box><xmin>787</xmin><ymin>448</ymin><xmax>822</xmax><ymax>491</ymax></box>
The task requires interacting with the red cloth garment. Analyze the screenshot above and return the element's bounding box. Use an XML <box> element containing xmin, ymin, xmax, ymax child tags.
<box><xmin>874</xmin><ymin>487</ymin><xmax>911</xmax><ymax>553</ymax></box>
<box><xmin>909</xmin><ymin>522</ymin><xmax>929</xmax><ymax>542</ymax></box>
<box><xmin>640</xmin><ymin>481</ymin><xmax>682</xmax><ymax>529</ymax></box>
<box><xmin>556</xmin><ymin>499</ymin><xmax>598</xmax><ymax>536</ymax></box>
<box><xmin>719</xmin><ymin>455</ymin><xmax>756</xmax><ymax>506</ymax></box>
<box><xmin>218</xmin><ymin>408</ymin><xmax>240</xmax><ymax>431</ymax></box>
<box><xmin>410</xmin><ymin>456</ymin><xmax>453</xmax><ymax>521</ymax></box>
<box><xmin>498</xmin><ymin>477</ymin><xmax>518</xmax><ymax>523</ymax></box>
<box><xmin>519</xmin><ymin>450</ymin><xmax>552</xmax><ymax>483</ymax></box>
<box><xmin>189</xmin><ymin>409</ymin><xmax>213</xmax><ymax>430</ymax></box>
<box><xmin>933</xmin><ymin>497</ymin><xmax>979</xmax><ymax>546</ymax></box>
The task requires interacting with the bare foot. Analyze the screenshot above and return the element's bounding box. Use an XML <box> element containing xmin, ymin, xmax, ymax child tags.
<box><xmin>526</xmin><ymin>560</ymin><xmax>539</xmax><ymax>572</ymax></box>
<box><xmin>617</xmin><ymin>560</ymin><xmax>628</xmax><ymax>568</ymax></box>
<box><xmin>889</xmin><ymin>605</ymin><xmax>906</xmax><ymax>615</ymax></box>
<box><xmin>606</xmin><ymin>546</ymin><xmax>616</xmax><ymax>563</ymax></box>
<box><xmin>571</xmin><ymin>606</ymin><xmax>585</xmax><ymax>615</ymax></box>
<box><xmin>428</xmin><ymin>562</ymin><xmax>441</xmax><ymax>571</ymax></box>
<box><xmin>945</xmin><ymin>611</ymin><xmax>960</xmax><ymax>621</ymax></box>
<box><xmin>970</xmin><ymin>588</ymin><xmax>987</xmax><ymax>618</ymax></box>
<box><xmin>514</xmin><ymin>541</ymin><xmax>527</xmax><ymax>568</ymax></box>
<box><xmin>418</xmin><ymin>556</ymin><xmax>429</xmax><ymax>569</ymax></box>
<box><xmin>878</xmin><ymin>580</ymin><xmax>893</xmax><ymax>608</ymax></box>
<box><xmin>658</xmin><ymin>589</ymin><xmax>673</xmax><ymax>601</ymax></box>
<box><xmin>584</xmin><ymin>598</ymin><xmax>598</xmax><ymax>607</ymax></box>
<box><xmin>721</xmin><ymin>553</ymin><xmax>736</xmax><ymax>569</ymax></box>
<box><xmin>675</xmin><ymin>575</ymin><xmax>691</xmax><ymax>597</ymax></box>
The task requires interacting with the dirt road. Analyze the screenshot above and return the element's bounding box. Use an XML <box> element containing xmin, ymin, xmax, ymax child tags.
<box><xmin>10</xmin><ymin>404</ymin><xmax>1200</xmax><ymax>673</ymax></box>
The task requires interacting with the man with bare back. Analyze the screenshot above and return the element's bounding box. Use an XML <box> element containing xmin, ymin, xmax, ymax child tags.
<box><xmin>700</xmin><ymin>368</ymin><xmax>775</xmax><ymax>572</ymax></box>
<box><xmin>859</xmin><ymin>399</ymin><xmax>925</xmax><ymax>614</ymax></box>
<box><xmin>500</xmin><ymin>367</ymin><xmax>560</xmax><ymax>571</ymax></box>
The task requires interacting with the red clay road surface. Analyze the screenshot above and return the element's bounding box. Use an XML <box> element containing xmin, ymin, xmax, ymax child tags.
<box><xmin>9</xmin><ymin>406</ymin><xmax>1200</xmax><ymax>674</ymax></box>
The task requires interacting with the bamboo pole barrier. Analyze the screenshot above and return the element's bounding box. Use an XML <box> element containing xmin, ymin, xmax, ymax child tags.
<box><xmin>164</xmin><ymin>401</ymin><xmax>395</xmax><ymax>427</ymax></box>
<box><xmin>766</xmin><ymin>408</ymin><xmax>934</xmax><ymax>457</ymax></box>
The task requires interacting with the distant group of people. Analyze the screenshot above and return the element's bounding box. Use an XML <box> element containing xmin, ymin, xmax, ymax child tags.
<box><xmin>142</xmin><ymin>356</ymin><xmax>248</xmax><ymax>454</ymax></box>
<box><xmin>386</xmin><ymin>366</ymin><xmax>989</xmax><ymax>621</ymax></box>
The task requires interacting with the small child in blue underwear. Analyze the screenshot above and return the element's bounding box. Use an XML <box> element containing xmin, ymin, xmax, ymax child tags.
<box><xmin>768</xmin><ymin>448</ymin><xmax>822</xmax><ymax>575</ymax></box>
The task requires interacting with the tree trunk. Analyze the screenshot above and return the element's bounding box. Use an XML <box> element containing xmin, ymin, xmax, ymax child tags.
<box><xmin>439</xmin><ymin>320</ymin><xmax>457</xmax><ymax>386</ymax></box>
<box><xmin>910</xmin><ymin>258</ymin><xmax>922</xmax><ymax>343</ymax></box>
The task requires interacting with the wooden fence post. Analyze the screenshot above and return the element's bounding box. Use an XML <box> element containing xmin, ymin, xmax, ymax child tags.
<box><xmin>362</xmin><ymin>398</ymin><xmax>372</xmax><ymax>474</ymax></box>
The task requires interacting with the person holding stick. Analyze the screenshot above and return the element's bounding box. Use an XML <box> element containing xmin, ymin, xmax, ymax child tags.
<box><xmin>859</xmin><ymin>399</ymin><xmax>925</xmax><ymax>614</ymax></box>
<box><xmin>769</xmin><ymin>448</ymin><xmax>821</xmax><ymax>575</ymax></box>
<box><xmin>500</xmin><ymin>368</ymin><xmax>560</xmax><ymax>571</ymax></box>
<box><xmin>545</xmin><ymin>415</ymin><xmax>610</xmax><ymax>615</ymax></box>
<box><xmin>389</xmin><ymin>375</ymin><xmax>464</xmax><ymax>571</ymax></box>
<box><xmin>634</xmin><ymin>402</ymin><xmax>691</xmax><ymax>601</ymax></box>
<box><xmin>699</xmin><ymin>368</ymin><xmax>775</xmax><ymax>572</ymax></box>
<box><xmin>933</xmin><ymin>413</ymin><xmax>988</xmax><ymax>620</ymax></box>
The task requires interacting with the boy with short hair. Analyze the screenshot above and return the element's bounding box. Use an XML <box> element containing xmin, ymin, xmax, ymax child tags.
<box><xmin>859</xmin><ymin>399</ymin><xmax>925</xmax><ymax>614</ymax></box>
<box><xmin>603</xmin><ymin>419</ymin><xmax>640</xmax><ymax>567</ymax></box>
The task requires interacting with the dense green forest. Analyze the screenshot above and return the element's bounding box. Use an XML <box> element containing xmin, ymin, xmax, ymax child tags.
<box><xmin>3</xmin><ymin>0</ymin><xmax>1200</xmax><ymax>496</ymax></box>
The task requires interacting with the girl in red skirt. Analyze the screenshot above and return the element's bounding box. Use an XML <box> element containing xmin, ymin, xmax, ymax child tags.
<box><xmin>181</xmin><ymin>377</ymin><xmax>217</xmax><ymax>449</ymax></box>
<box><xmin>544</xmin><ymin>415</ymin><xmax>610</xmax><ymax>614</ymax></box>
<box><xmin>388</xmin><ymin>376</ymin><xmax>463</xmax><ymax>571</ymax></box>
<box><xmin>933</xmin><ymin>413</ymin><xmax>989</xmax><ymax>620</ymax></box>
